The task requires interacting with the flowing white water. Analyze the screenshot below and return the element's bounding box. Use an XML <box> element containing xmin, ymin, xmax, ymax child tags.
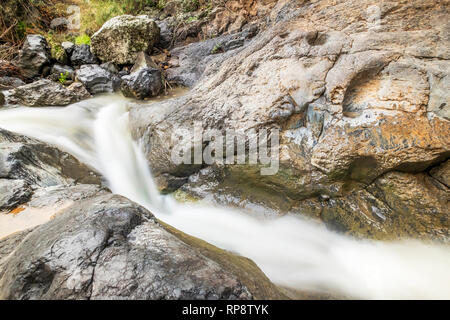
<box><xmin>0</xmin><ymin>95</ymin><xmax>449</xmax><ymax>300</ymax></box>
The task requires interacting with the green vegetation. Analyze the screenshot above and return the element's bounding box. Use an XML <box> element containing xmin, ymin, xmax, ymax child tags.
<box><xmin>0</xmin><ymin>0</ymin><xmax>212</xmax><ymax>60</ymax></box>
<box><xmin>211</xmin><ymin>43</ymin><xmax>223</xmax><ymax>54</ymax></box>
<box><xmin>182</xmin><ymin>0</ymin><xmax>200</xmax><ymax>12</ymax></box>
<box><xmin>186</xmin><ymin>16</ymin><xmax>199</xmax><ymax>23</ymax></box>
<box><xmin>58</xmin><ymin>71</ymin><xmax>69</xmax><ymax>85</ymax></box>
<box><xmin>156</xmin><ymin>0</ymin><xmax>167</xmax><ymax>10</ymax></box>
<box><xmin>74</xmin><ymin>34</ymin><xmax>91</xmax><ymax>45</ymax></box>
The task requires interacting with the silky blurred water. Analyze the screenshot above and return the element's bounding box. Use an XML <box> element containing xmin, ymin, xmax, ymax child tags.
<box><xmin>1</xmin><ymin>94</ymin><xmax>449</xmax><ymax>299</ymax></box>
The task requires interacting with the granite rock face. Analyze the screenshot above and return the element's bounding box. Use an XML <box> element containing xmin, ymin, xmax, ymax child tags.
<box><xmin>130</xmin><ymin>0</ymin><xmax>450</xmax><ymax>240</ymax></box>
<box><xmin>91</xmin><ymin>15</ymin><xmax>160</xmax><ymax>65</ymax></box>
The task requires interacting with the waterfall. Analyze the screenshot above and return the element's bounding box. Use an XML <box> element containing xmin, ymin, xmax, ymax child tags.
<box><xmin>0</xmin><ymin>95</ymin><xmax>449</xmax><ymax>299</ymax></box>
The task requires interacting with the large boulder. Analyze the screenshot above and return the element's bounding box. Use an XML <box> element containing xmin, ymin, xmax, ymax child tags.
<box><xmin>121</xmin><ymin>68</ymin><xmax>162</xmax><ymax>100</ymax></box>
<box><xmin>91</xmin><ymin>15</ymin><xmax>160</xmax><ymax>65</ymax></box>
<box><xmin>76</xmin><ymin>64</ymin><xmax>121</xmax><ymax>95</ymax></box>
<box><xmin>129</xmin><ymin>0</ymin><xmax>450</xmax><ymax>241</ymax></box>
<box><xmin>70</xmin><ymin>44</ymin><xmax>98</xmax><ymax>66</ymax></box>
<box><xmin>0</xmin><ymin>193</ymin><xmax>285</xmax><ymax>300</ymax></box>
<box><xmin>8</xmin><ymin>79</ymin><xmax>90</xmax><ymax>107</ymax></box>
<box><xmin>17</xmin><ymin>35</ymin><xmax>51</xmax><ymax>79</ymax></box>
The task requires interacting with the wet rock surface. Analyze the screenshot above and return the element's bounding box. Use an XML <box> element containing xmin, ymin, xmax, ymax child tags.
<box><xmin>0</xmin><ymin>179</ymin><xmax>32</xmax><ymax>211</ymax></box>
<box><xmin>8</xmin><ymin>79</ymin><xmax>90</xmax><ymax>107</ymax></box>
<box><xmin>130</xmin><ymin>0</ymin><xmax>450</xmax><ymax>240</ymax></box>
<box><xmin>0</xmin><ymin>193</ymin><xmax>284</xmax><ymax>300</ymax></box>
<box><xmin>76</xmin><ymin>64</ymin><xmax>121</xmax><ymax>95</ymax></box>
<box><xmin>0</xmin><ymin>129</ymin><xmax>101</xmax><ymax>188</ymax></box>
<box><xmin>121</xmin><ymin>68</ymin><xmax>162</xmax><ymax>100</ymax></box>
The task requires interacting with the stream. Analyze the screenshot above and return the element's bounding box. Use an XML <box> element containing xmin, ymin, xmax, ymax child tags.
<box><xmin>0</xmin><ymin>93</ymin><xmax>449</xmax><ymax>299</ymax></box>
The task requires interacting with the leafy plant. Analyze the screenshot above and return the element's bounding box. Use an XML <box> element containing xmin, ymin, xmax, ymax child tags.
<box><xmin>58</xmin><ymin>71</ymin><xmax>69</xmax><ymax>85</ymax></box>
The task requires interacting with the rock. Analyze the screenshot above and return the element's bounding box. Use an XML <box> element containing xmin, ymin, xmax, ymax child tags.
<box><xmin>70</xmin><ymin>44</ymin><xmax>98</xmax><ymax>66</ymax></box>
<box><xmin>166</xmin><ymin>28</ymin><xmax>257</xmax><ymax>87</ymax></box>
<box><xmin>0</xmin><ymin>77</ymin><xmax>25</xmax><ymax>90</ymax></box>
<box><xmin>0</xmin><ymin>128</ymin><xmax>103</xmax><ymax>241</ymax></box>
<box><xmin>121</xmin><ymin>68</ymin><xmax>162</xmax><ymax>100</ymax></box>
<box><xmin>0</xmin><ymin>179</ymin><xmax>32</xmax><ymax>211</ymax></box>
<box><xmin>51</xmin><ymin>45</ymin><xmax>69</xmax><ymax>65</ymax></box>
<box><xmin>430</xmin><ymin>160</ymin><xmax>450</xmax><ymax>188</ymax></box>
<box><xmin>17</xmin><ymin>35</ymin><xmax>51</xmax><ymax>79</ymax></box>
<box><xmin>76</xmin><ymin>64</ymin><xmax>121</xmax><ymax>95</ymax></box>
<box><xmin>91</xmin><ymin>15</ymin><xmax>160</xmax><ymax>65</ymax></box>
<box><xmin>0</xmin><ymin>128</ymin><xmax>283</xmax><ymax>300</ymax></box>
<box><xmin>61</xmin><ymin>41</ymin><xmax>75</xmax><ymax>55</ymax></box>
<box><xmin>0</xmin><ymin>92</ymin><xmax>4</xmax><ymax>106</ymax></box>
<box><xmin>130</xmin><ymin>52</ymin><xmax>158</xmax><ymax>74</ymax></box>
<box><xmin>118</xmin><ymin>70</ymin><xmax>130</xmax><ymax>77</ymax></box>
<box><xmin>0</xmin><ymin>129</ymin><xmax>101</xmax><ymax>187</ymax></box>
<box><xmin>67</xmin><ymin>82</ymin><xmax>91</xmax><ymax>100</ymax></box>
<box><xmin>100</xmin><ymin>62</ymin><xmax>119</xmax><ymax>74</ymax></box>
<box><xmin>129</xmin><ymin>0</ymin><xmax>450</xmax><ymax>241</ymax></box>
<box><xmin>0</xmin><ymin>193</ymin><xmax>285</xmax><ymax>300</ymax></box>
<box><xmin>321</xmin><ymin>170</ymin><xmax>450</xmax><ymax>240</ymax></box>
<box><xmin>157</xmin><ymin>19</ymin><xmax>174</xmax><ymax>48</ymax></box>
<box><xmin>9</xmin><ymin>79</ymin><xmax>90</xmax><ymax>107</ymax></box>
<box><xmin>50</xmin><ymin>64</ymin><xmax>75</xmax><ymax>81</ymax></box>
